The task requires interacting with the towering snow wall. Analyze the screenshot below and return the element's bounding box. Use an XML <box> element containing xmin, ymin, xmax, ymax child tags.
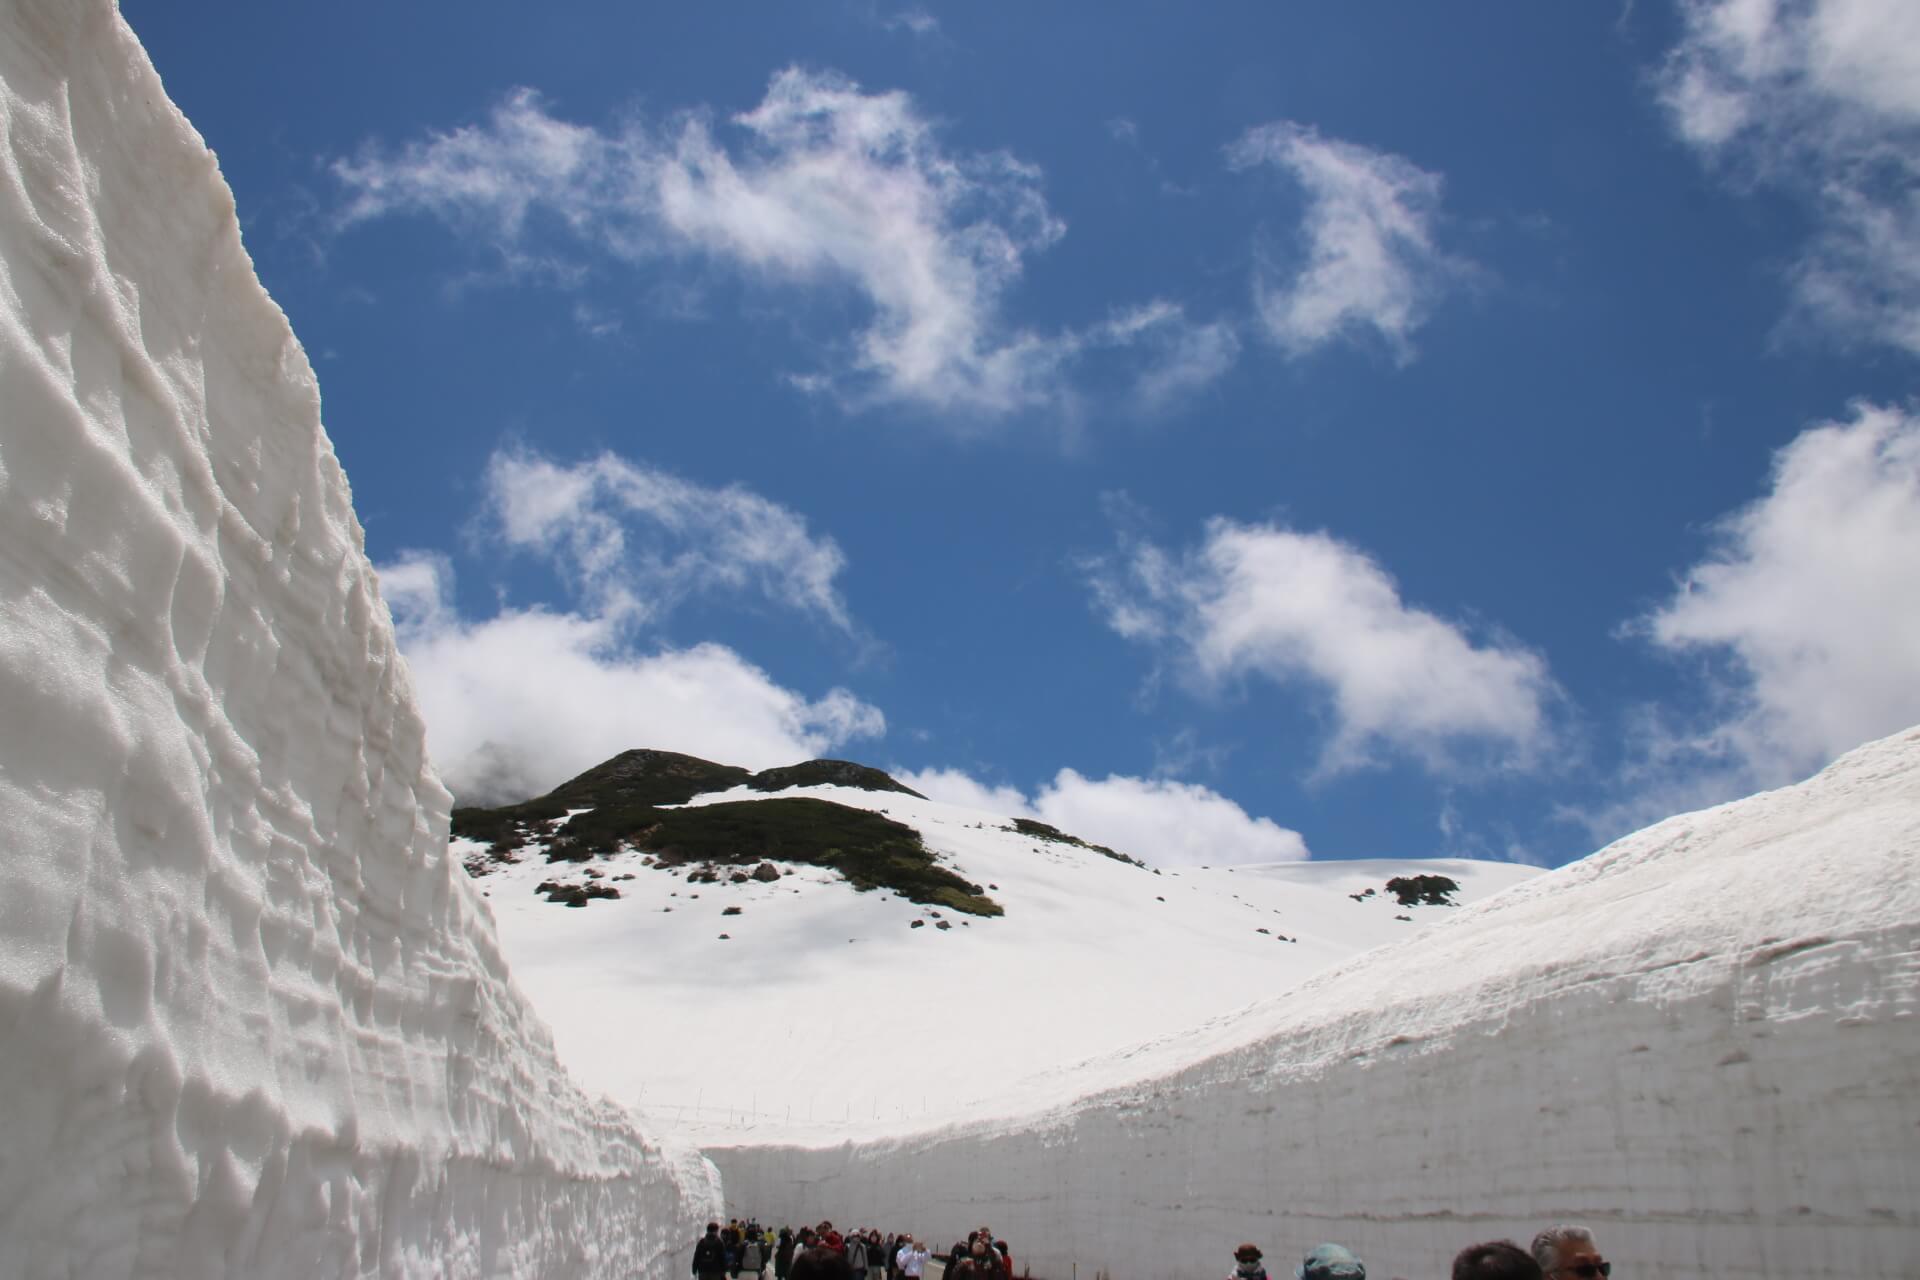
<box><xmin>0</xmin><ymin>2</ymin><xmax>718</xmax><ymax>1275</ymax></box>
<box><xmin>710</xmin><ymin>728</ymin><xmax>1920</xmax><ymax>1280</ymax></box>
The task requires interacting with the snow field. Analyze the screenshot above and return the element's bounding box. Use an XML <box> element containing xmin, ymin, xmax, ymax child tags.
<box><xmin>0</xmin><ymin>2</ymin><xmax>717</xmax><ymax>1275</ymax></box>
<box><xmin>478</xmin><ymin>781</ymin><xmax>1538</xmax><ymax>1142</ymax></box>
<box><xmin>707</xmin><ymin>729</ymin><xmax>1920</xmax><ymax>1280</ymax></box>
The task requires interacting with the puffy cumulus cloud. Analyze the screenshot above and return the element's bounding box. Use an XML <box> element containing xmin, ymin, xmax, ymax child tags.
<box><xmin>380</xmin><ymin>554</ymin><xmax>882</xmax><ymax>805</ymax></box>
<box><xmin>1229</xmin><ymin>123</ymin><xmax>1468</xmax><ymax>362</ymax></box>
<box><xmin>482</xmin><ymin>449</ymin><xmax>852</xmax><ymax>631</ymax></box>
<box><xmin>896</xmin><ymin>766</ymin><xmax>1308</xmax><ymax>867</ymax></box>
<box><xmin>1029</xmin><ymin>769</ymin><xmax>1308</xmax><ymax>866</ymax></box>
<box><xmin>1638</xmin><ymin>402</ymin><xmax>1920</xmax><ymax>782</ymax></box>
<box><xmin>893</xmin><ymin>767</ymin><xmax>1031</xmax><ymax>817</ymax></box>
<box><xmin>332</xmin><ymin>71</ymin><xmax>1235</xmax><ymax>419</ymax></box>
<box><xmin>1088</xmin><ymin>518</ymin><xmax>1556</xmax><ymax>775</ymax></box>
<box><xmin>1656</xmin><ymin>0</ymin><xmax>1920</xmax><ymax>354</ymax></box>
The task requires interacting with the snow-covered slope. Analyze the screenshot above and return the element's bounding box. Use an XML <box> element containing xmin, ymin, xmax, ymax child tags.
<box><xmin>0</xmin><ymin>3</ymin><xmax>716</xmax><ymax>1275</ymax></box>
<box><xmin>471</xmin><ymin>778</ymin><xmax>1538</xmax><ymax>1141</ymax></box>
<box><xmin>708</xmin><ymin>728</ymin><xmax>1920</xmax><ymax>1280</ymax></box>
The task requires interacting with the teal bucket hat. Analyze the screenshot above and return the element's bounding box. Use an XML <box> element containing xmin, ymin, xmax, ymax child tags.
<box><xmin>1296</xmin><ymin>1243</ymin><xmax>1366</xmax><ymax>1280</ymax></box>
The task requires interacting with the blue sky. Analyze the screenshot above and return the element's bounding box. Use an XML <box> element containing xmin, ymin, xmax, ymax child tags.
<box><xmin>123</xmin><ymin>1</ymin><xmax>1920</xmax><ymax>866</ymax></box>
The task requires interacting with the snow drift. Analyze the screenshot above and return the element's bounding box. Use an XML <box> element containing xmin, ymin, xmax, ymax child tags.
<box><xmin>0</xmin><ymin>2</ymin><xmax>716</xmax><ymax>1275</ymax></box>
<box><xmin>708</xmin><ymin>727</ymin><xmax>1920</xmax><ymax>1280</ymax></box>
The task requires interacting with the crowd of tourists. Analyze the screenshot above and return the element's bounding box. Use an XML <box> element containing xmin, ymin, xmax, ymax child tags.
<box><xmin>691</xmin><ymin>1219</ymin><xmax>1610</xmax><ymax>1280</ymax></box>
<box><xmin>1231</xmin><ymin>1225</ymin><xmax>1611</xmax><ymax>1280</ymax></box>
<box><xmin>690</xmin><ymin>1219</ymin><xmax>1016</xmax><ymax>1280</ymax></box>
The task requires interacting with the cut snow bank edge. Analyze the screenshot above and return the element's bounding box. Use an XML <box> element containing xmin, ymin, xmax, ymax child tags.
<box><xmin>708</xmin><ymin>728</ymin><xmax>1920</xmax><ymax>1280</ymax></box>
<box><xmin>0</xmin><ymin>2</ymin><xmax>717</xmax><ymax>1275</ymax></box>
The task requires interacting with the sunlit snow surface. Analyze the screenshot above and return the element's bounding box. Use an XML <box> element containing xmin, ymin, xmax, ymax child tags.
<box><xmin>0</xmin><ymin>3</ymin><xmax>716</xmax><ymax>1276</ymax></box>
<box><xmin>478</xmin><ymin>785</ymin><xmax>1539</xmax><ymax>1138</ymax></box>
<box><xmin>707</xmin><ymin>733</ymin><xmax>1920</xmax><ymax>1280</ymax></box>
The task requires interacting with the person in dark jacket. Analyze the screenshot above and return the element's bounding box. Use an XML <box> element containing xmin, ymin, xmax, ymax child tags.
<box><xmin>694</xmin><ymin>1223</ymin><xmax>728</xmax><ymax>1280</ymax></box>
<box><xmin>775</xmin><ymin>1228</ymin><xmax>797</xmax><ymax>1280</ymax></box>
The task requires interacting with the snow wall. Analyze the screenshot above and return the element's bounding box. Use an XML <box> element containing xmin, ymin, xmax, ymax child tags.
<box><xmin>710</xmin><ymin>729</ymin><xmax>1920</xmax><ymax>1280</ymax></box>
<box><xmin>0</xmin><ymin>2</ymin><xmax>719</xmax><ymax>1275</ymax></box>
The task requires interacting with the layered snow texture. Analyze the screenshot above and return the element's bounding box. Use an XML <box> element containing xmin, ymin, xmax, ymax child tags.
<box><xmin>710</xmin><ymin>728</ymin><xmax>1920</xmax><ymax>1280</ymax></box>
<box><xmin>0</xmin><ymin>3</ymin><xmax>718</xmax><ymax>1275</ymax></box>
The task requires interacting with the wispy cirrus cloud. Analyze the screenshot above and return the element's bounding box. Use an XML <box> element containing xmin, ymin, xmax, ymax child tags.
<box><xmin>332</xmin><ymin>70</ymin><xmax>1234</xmax><ymax>419</ymax></box>
<box><xmin>1229</xmin><ymin>122</ymin><xmax>1470</xmax><ymax>362</ymax></box>
<box><xmin>1656</xmin><ymin>0</ymin><xmax>1920</xmax><ymax>354</ymax></box>
<box><xmin>1087</xmin><ymin>515</ymin><xmax>1556</xmax><ymax>776</ymax></box>
<box><xmin>897</xmin><ymin>766</ymin><xmax>1309</xmax><ymax>867</ymax></box>
<box><xmin>482</xmin><ymin>449</ymin><xmax>854</xmax><ymax>633</ymax></box>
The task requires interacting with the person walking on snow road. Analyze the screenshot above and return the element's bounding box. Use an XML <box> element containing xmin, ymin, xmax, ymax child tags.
<box><xmin>694</xmin><ymin>1223</ymin><xmax>729</xmax><ymax>1280</ymax></box>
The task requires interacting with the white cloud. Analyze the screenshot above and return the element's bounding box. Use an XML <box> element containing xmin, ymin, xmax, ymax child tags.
<box><xmin>381</xmin><ymin>554</ymin><xmax>883</xmax><ymax>805</ymax></box>
<box><xmin>877</xmin><ymin>8</ymin><xmax>941</xmax><ymax>38</ymax></box>
<box><xmin>332</xmin><ymin>71</ymin><xmax>1237</xmax><ymax>418</ymax></box>
<box><xmin>1090</xmin><ymin>302</ymin><xmax>1241</xmax><ymax>409</ymax></box>
<box><xmin>1030</xmin><ymin>769</ymin><xmax>1308</xmax><ymax>866</ymax></box>
<box><xmin>1656</xmin><ymin>0</ymin><xmax>1920</xmax><ymax>354</ymax></box>
<box><xmin>895</xmin><ymin>766</ymin><xmax>1031</xmax><ymax>817</ymax></box>
<box><xmin>1228</xmin><ymin>122</ymin><xmax>1467</xmax><ymax>361</ymax></box>
<box><xmin>481</xmin><ymin>449</ymin><xmax>853</xmax><ymax>632</ymax></box>
<box><xmin>1089</xmin><ymin>518</ymin><xmax>1556</xmax><ymax>774</ymax></box>
<box><xmin>897</xmin><ymin>766</ymin><xmax>1308</xmax><ymax>867</ymax></box>
<box><xmin>1638</xmin><ymin>401</ymin><xmax>1920</xmax><ymax>781</ymax></box>
<box><xmin>334</xmin><ymin>71</ymin><xmax>1066</xmax><ymax>415</ymax></box>
<box><xmin>373</xmin><ymin>448</ymin><xmax>874</xmax><ymax>803</ymax></box>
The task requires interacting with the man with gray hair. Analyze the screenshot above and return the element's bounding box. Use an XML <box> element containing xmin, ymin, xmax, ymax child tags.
<box><xmin>1531</xmin><ymin>1226</ymin><xmax>1610</xmax><ymax>1279</ymax></box>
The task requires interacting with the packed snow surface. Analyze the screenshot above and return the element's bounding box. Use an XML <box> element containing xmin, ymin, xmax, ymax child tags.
<box><xmin>473</xmin><ymin>784</ymin><xmax>1537</xmax><ymax>1141</ymax></box>
<box><xmin>0</xmin><ymin>3</ymin><xmax>716</xmax><ymax>1275</ymax></box>
<box><xmin>710</xmin><ymin>728</ymin><xmax>1920</xmax><ymax>1280</ymax></box>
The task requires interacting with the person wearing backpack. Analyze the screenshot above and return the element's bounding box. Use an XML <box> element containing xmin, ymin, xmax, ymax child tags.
<box><xmin>693</xmin><ymin>1224</ymin><xmax>728</xmax><ymax>1280</ymax></box>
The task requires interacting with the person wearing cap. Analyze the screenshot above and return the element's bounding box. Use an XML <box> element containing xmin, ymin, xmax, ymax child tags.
<box><xmin>1230</xmin><ymin>1242</ymin><xmax>1269</xmax><ymax>1280</ymax></box>
<box><xmin>1296</xmin><ymin>1243</ymin><xmax>1365</xmax><ymax>1280</ymax></box>
<box><xmin>1531</xmin><ymin>1227</ymin><xmax>1610</xmax><ymax>1279</ymax></box>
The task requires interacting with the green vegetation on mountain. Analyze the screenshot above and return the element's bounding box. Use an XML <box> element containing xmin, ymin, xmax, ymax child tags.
<box><xmin>1008</xmin><ymin>817</ymin><xmax>1145</xmax><ymax>868</ymax></box>
<box><xmin>746</xmin><ymin>759</ymin><xmax>926</xmax><ymax>798</ymax></box>
<box><xmin>550</xmin><ymin>748</ymin><xmax>754</xmax><ymax>807</ymax></box>
<box><xmin>451</xmin><ymin>748</ymin><xmax>998</xmax><ymax>916</ymax></box>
